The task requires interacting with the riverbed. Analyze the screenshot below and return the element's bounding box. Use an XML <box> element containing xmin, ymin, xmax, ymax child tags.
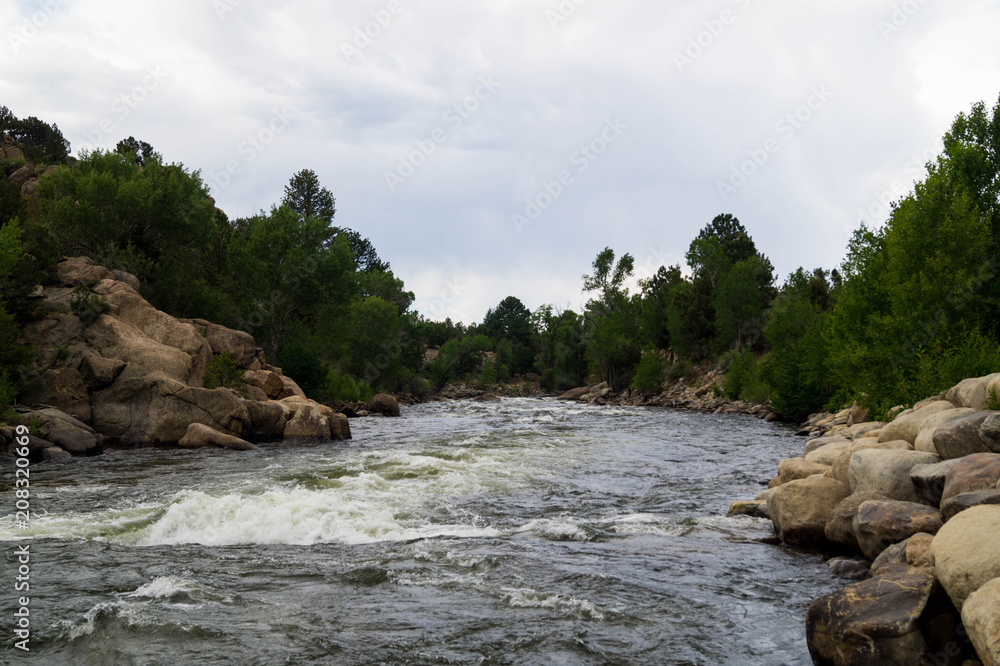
<box><xmin>2</xmin><ymin>398</ymin><xmax>839</xmax><ymax>665</ymax></box>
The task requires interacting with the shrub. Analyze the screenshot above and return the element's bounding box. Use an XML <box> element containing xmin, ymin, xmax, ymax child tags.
<box><xmin>69</xmin><ymin>284</ymin><xmax>110</xmax><ymax>325</ymax></box>
<box><xmin>477</xmin><ymin>358</ymin><xmax>498</xmax><ymax>389</ymax></box>
<box><xmin>632</xmin><ymin>349</ymin><xmax>667</xmax><ymax>395</ymax></box>
<box><xmin>325</xmin><ymin>368</ymin><xmax>374</xmax><ymax>403</ymax></box>
<box><xmin>668</xmin><ymin>359</ymin><xmax>694</xmax><ymax>382</ymax></box>
<box><xmin>0</xmin><ymin>370</ymin><xmax>17</xmax><ymax>423</ymax></box>
<box><xmin>723</xmin><ymin>349</ymin><xmax>770</xmax><ymax>403</ymax></box>
<box><xmin>203</xmin><ymin>352</ymin><xmax>246</xmax><ymax>394</ymax></box>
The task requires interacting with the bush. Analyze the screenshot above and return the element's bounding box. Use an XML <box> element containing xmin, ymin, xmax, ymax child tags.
<box><xmin>69</xmin><ymin>284</ymin><xmax>110</xmax><ymax>325</ymax></box>
<box><xmin>723</xmin><ymin>349</ymin><xmax>769</xmax><ymax>403</ymax></box>
<box><xmin>632</xmin><ymin>349</ymin><xmax>667</xmax><ymax>395</ymax></box>
<box><xmin>477</xmin><ymin>357</ymin><xmax>498</xmax><ymax>389</ymax></box>
<box><xmin>668</xmin><ymin>359</ymin><xmax>694</xmax><ymax>382</ymax></box>
<box><xmin>277</xmin><ymin>342</ymin><xmax>328</xmax><ymax>397</ymax></box>
<box><xmin>203</xmin><ymin>352</ymin><xmax>246</xmax><ymax>394</ymax></box>
<box><xmin>0</xmin><ymin>370</ymin><xmax>17</xmax><ymax>423</ymax></box>
<box><xmin>325</xmin><ymin>368</ymin><xmax>374</xmax><ymax>403</ymax></box>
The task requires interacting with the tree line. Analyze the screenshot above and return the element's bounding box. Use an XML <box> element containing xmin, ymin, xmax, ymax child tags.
<box><xmin>1</xmin><ymin>95</ymin><xmax>999</xmax><ymax>420</ymax></box>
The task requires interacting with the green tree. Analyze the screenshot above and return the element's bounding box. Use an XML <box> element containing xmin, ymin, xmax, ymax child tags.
<box><xmin>638</xmin><ymin>264</ymin><xmax>683</xmax><ymax>350</ymax></box>
<box><xmin>428</xmin><ymin>335</ymin><xmax>492</xmax><ymax>392</ymax></box>
<box><xmin>582</xmin><ymin>248</ymin><xmax>641</xmax><ymax>389</ymax></box>
<box><xmin>713</xmin><ymin>255</ymin><xmax>775</xmax><ymax>350</ymax></box>
<box><xmin>282</xmin><ymin>169</ymin><xmax>336</xmax><ymax>225</ymax></box>
<box><xmin>115</xmin><ymin>136</ymin><xmax>156</xmax><ymax>167</ymax></box>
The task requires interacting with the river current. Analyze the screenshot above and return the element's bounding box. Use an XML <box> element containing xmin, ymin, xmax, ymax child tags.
<box><xmin>1</xmin><ymin>398</ymin><xmax>839</xmax><ymax>665</ymax></box>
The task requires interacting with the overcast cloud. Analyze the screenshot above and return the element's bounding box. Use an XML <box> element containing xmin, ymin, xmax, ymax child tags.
<box><xmin>3</xmin><ymin>0</ymin><xmax>999</xmax><ymax>323</ymax></box>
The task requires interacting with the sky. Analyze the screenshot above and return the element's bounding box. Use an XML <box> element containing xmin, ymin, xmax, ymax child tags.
<box><xmin>3</xmin><ymin>0</ymin><xmax>999</xmax><ymax>324</ymax></box>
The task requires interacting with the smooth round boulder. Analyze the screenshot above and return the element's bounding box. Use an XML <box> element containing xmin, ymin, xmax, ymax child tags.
<box><xmin>980</xmin><ymin>413</ymin><xmax>1000</xmax><ymax>454</ymax></box>
<box><xmin>806</xmin><ymin>568</ymin><xmax>958</xmax><ymax>666</ymax></box>
<box><xmin>878</xmin><ymin>400</ymin><xmax>956</xmax><ymax>445</ymax></box>
<box><xmin>962</xmin><ymin>577</ymin><xmax>1000</xmax><ymax>666</ymax></box>
<box><xmin>368</xmin><ymin>393</ymin><xmax>401</xmax><ymax>417</ymax></box>
<box><xmin>930</xmin><ymin>505</ymin><xmax>1000</xmax><ymax>611</ymax></box>
<box><xmin>914</xmin><ymin>408</ymin><xmax>977</xmax><ymax>453</ymax></box>
<box><xmin>945</xmin><ymin>373</ymin><xmax>1000</xmax><ymax>410</ymax></box>
<box><xmin>853</xmin><ymin>500</ymin><xmax>943</xmax><ymax>560</ymax></box>
<box><xmin>768</xmin><ymin>476</ymin><xmax>851</xmax><ymax>547</ymax></box>
<box><xmin>283</xmin><ymin>403</ymin><xmax>331</xmax><ymax>441</ymax></box>
<box><xmin>327</xmin><ymin>413</ymin><xmax>352</xmax><ymax>441</ymax></box>
<box><xmin>805</xmin><ymin>441</ymin><xmax>852</xmax><ymax>466</ymax></box>
<box><xmin>779</xmin><ymin>457</ymin><xmax>831</xmax><ymax>484</ymax></box>
<box><xmin>849</xmin><ymin>449</ymin><xmax>941</xmax><ymax>503</ymax></box>
<box><xmin>941</xmin><ymin>453</ymin><xmax>1000</xmax><ymax>503</ymax></box>
<box><xmin>832</xmin><ymin>439</ymin><xmax>909</xmax><ymax>486</ymax></box>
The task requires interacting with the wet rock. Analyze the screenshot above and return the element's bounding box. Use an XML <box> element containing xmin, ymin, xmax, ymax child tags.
<box><xmin>827</xmin><ymin>556</ymin><xmax>871</xmax><ymax>580</ymax></box>
<box><xmin>934</xmin><ymin>412</ymin><xmax>997</xmax><ymax>460</ymax></box>
<box><xmin>779</xmin><ymin>457</ymin><xmax>831</xmax><ymax>484</ymax></box>
<box><xmin>768</xmin><ymin>476</ymin><xmax>851</xmax><ymax>547</ymax></box>
<box><xmin>911</xmin><ymin>459</ymin><xmax>965</xmax><ymax>508</ymax></box>
<box><xmin>825</xmin><ymin>492</ymin><xmax>891</xmax><ymax>549</ymax></box>
<box><xmin>941</xmin><ymin>453</ymin><xmax>1000</xmax><ymax>503</ymax></box>
<box><xmin>42</xmin><ymin>446</ymin><xmax>72</xmax><ymax>462</ymax></box>
<box><xmin>941</xmin><ymin>490</ymin><xmax>1000</xmax><ymax>522</ymax></box>
<box><xmin>178</xmin><ymin>423</ymin><xmax>258</xmax><ymax>451</ymax></box>
<box><xmin>850</xmin><ymin>449</ymin><xmax>942</xmax><ymax>503</ymax></box>
<box><xmin>962</xmin><ymin>577</ymin><xmax>1000</xmax><ymax>666</ymax></box>
<box><xmin>931</xmin><ymin>506</ymin><xmax>1000</xmax><ymax>611</ymax></box>
<box><xmin>728</xmin><ymin>499</ymin><xmax>769</xmax><ymax>518</ymax></box>
<box><xmin>806</xmin><ymin>568</ymin><xmax>957</xmax><ymax>666</ymax></box>
<box><xmin>853</xmin><ymin>500</ymin><xmax>943</xmax><ymax>560</ymax></box>
<box><xmin>368</xmin><ymin>393</ymin><xmax>400</xmax><ymax>417</ymax></box>
<box><xmin>328</xmin><ymin>413</ymin><xmax>352</xmax><ymax>441</ymax></box>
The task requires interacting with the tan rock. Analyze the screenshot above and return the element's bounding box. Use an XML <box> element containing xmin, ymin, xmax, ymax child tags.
<box><xmin>779</xmin><ymin>457</ymin><xmax>832</xmax><ymax>484</ymax></box>
<box><xmin>941</xmin><ymin>490</ymin><xmax>1000</xmax><ymax>523</ymax></box>
<box><xmin>849</xmin><ymin>449</ymin><xmax>941</xmax><ymax>503</ymax></box>
<box><xmin>849</xmin><ymin>421</ymin><xmax>885</xmax><ymax>439</ymax></box>
<box><xmin>914</xmin><ymin>408</ymin><xmax>978</xmax><ymax>453</ymax></box>
<box><xmin>942</xmin><ymin>453</ymin><xmax>1000</xmax><ymax>503</ymax></box>
<box><xmin>77</xmin><ymin>349</ymin><xmax>127</xmax><ymax>391</ymax></box>
<box><xmin>931</xmin><ymin>506</ymin><xmax>1000</xmax><ymax>611</ymax></box>
<box><xmin>825</xmin><ymin>492</ymin><xmax>890</xmax><ymax>549</ymax></box>
<box><xmin>728</xmin><ymin>499</ymin><xmax>769</xmax><ymax>518</ymax></box>
<box><xmin>946</xmin><ymin>373</ymin><xmax>1000</xmax><ymax>410</ymax></box>
<box><xmin>8</xmin><ymin>163</ymin><xmax>35</xmax><ymax>187</ymax></box>
<box><xmin>804</xmin><ymin>440</ymin><xmax>853</xmax><ymax>466</ymax></box>
<box><xmin>832</xmin><ymin>439</ymin><xmax>909</xmax><ymax>485</ymax></box>
<box><xmin>283</xmin><ymin>403</ymin><xmax>331</xmax><ymax>441</ymax></box>
<box><xmin>87</xmin><ymin>315</ymin><xmax>198</xmax><ymax>385</ymax></box>
<box><xmin>328</xmin><ymin>413</ymin><xmax>352</xmax><ymax>441</ymax></box>
<box><xmin>369</xmin><ymin>393</ymin><xmax>401</xmax><ymax>417</ymax></box>
<box><xmin>21</xmin><ymin>367</ymin><xmax>91</xmax><ymax>424</ymax></box>
<box><xmin>55</xmin><ymin>257</ymin><xmax>115</xmax><ymax>287</ymax></box>
<box><xmin>278</xmin><ymin>374</ymin><xmax>306</xmax><ymax>399</ymax></box>
<box><xmin>768</xmin><ymin>476</ymin><xmax>851</xmax><ymax>547</ymax></box>
<box><xmin>905</xmin><ymin>533</ymin><xmax>935</xmax><ymax>568</ymax></box>
<box><xmin>962</xmin><ymin>577</ymin><xmax>1000</xmax><ymax>666</ymax></box>
<box><xmin>20</xmin><ymin>407</ymin><xmax>102</xmax><ymax>454</ymax></box>
<box><xmin>879</xmin><ymin>400</ymin><xmax>956</xmax><ymax>444</ymax></box>
<box><xmin>934</xmin><ymin>412</ymin><xmax>999</xmax><ymax>460</ymax></box>
<box><xmin>852</xmin><ymin>500</ymin><xmax>943</xmax><ymax>559</ymax></box>
<box><xmin>178</xmin><ymin>423</ymin><xmax>258</xmax><ymax>451</ymax></box>
<box><xmin>243</xmin><ymin>399</ymin><xmax>292</xmax><ymax>442</ymax></box>
<box><xmin>180</xmin><ymin>318</ymin><xmax>258</xmax><ymax>368</ymax></box>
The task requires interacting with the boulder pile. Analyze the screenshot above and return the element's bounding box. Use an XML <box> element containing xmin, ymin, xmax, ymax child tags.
<box><xmin>2</xmin><ymin>257</ymin><xmax>354</xmax><ymax>460</ymax></box>
<box><xmin>730</xmin><ymin>373</ymin><xmax>1000</xmax><ymax>665</ymax></box>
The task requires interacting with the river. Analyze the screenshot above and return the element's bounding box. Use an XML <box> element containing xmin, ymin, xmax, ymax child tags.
<box><xmin>2</xmin><ymin>398</ymin><xmax>839</xmax><ymax>665</ymax></box>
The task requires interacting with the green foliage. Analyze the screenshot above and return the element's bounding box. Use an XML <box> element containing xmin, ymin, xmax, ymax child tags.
<box><xmin>477</xmin><ymin>357</ymin><xmax>498</xmax><ymax>389</ymax></box>
<box><xmin>203</xmin><ymin>352</ymin><xmax>246</xmax><ymax>394</ymax></box>
<box><xmin>0</xmin><ymin>371</ymin><xmax>17</xmax><ymax>423</ymax></box>
<box><xmin>0</xmin><ymin>106</ymin><xmax>70</xmax><ymax>161</ymax></box>
<box><xmin>483</xmin><ymin>296</ymin><xmax>533</xmax><ymax>346</ymax></box>
<box><xmin>324</xmin><ymin>368</ymin><xmax>374</xmax><ymax>403</ymax></box>
<box><xmin>583</xmin><ymin>248</ymin><xmax>641</xmax><ymax>390</ymax></box>
<box><xmin>115</xmin><ymin>137</ymin><xmax>155</xmax><ymax>167</ymax></box>
<box><xmin>283</xmin><ymin>169</ymin><xmax>336</xmax><ymax>224</ymax></box>
<box><xmin>632</xmin><ymin>349</ymin><xmax>667</xmax><ymax>395</ymax></box>
<box><xmin>723</xmin><ymin>350</ymin><xmax>768</xmax><ymax>403</ymax></box>
<box><xmin>428</xmin><ymin>335</ymin><xmax>492</xmax><ymax>392</ymax></box>
<box><xmin>69</xmin><ymin>285</ymin><xmax>110</xmax><ymax>326</ymax></box>
<box><xmin>987</xmin><ymin>387</ymin><xmax>1000</xmax><ymax>411</ymax></box>
<box><xmin>277</xmin><ymin>341</ymin><xmax>328</xmax><ymax>397</ymax></box>
<box><xmin>668</xmin><ymin>359</ymin><xmax>695</xmax><ymax>382</ymax></box>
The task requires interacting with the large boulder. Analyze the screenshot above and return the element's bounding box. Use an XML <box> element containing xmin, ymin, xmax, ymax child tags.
<box><xmin>56</xmin><ymin>256</ymin><xmax>115</xmax><ymax>286</ymax></box>
<box><xmin>804</xmin><ymin>441</ymin><xmax>852</xmax><ymax>466</ymax></box>
<box><xmin>941</xmin><ymin>489</ymin><xmax>1000</xmax><ymax>522</ymax></box>
<box><xmin>283</xmin><ymin>403</ymin><xmax>331</xmax><ymax>441</ymax></box>
<box><xmin>328</xmin><ymin>413</ymin><xmax>352</xmax><ymax>441</ymax></box>
<box><xmin>244</xmin><ymin>370</ymin><xmax>286</xmax><ymax>399</ymax></box>
<box><xmin>910</xmin><ymin>459</ymin><xmax>964</xmax><ymax>508</ymax></box>
<box><xmin>852</xmin><ymin>500</ymin><xmax>943</xmax><ymax>560</ymax></box>
<box><xmin>825</xmin><ymin>492</ymin><xmax>890</xmax><ymax>549</ymax></box>
<box><xmin>778</xmin><ymin>457</ymin><xmax>831</xmax><ymax>484</ymax></box>
<box><xmin>878</xmin><ymin>401</ymin><xmax>956</xmax><ymax>445</ymax></box>
<box><xmin>849</xmin><ymin>449</ymin><xmax>942</xmax><ymax>503</ymax></box>
<box><xmin>279</xmin><ymin>374</ymin><xmax>306</xmax><ymax>399</ymax></box>
<box><xmin>945</xmin><ymin>373</ymin><xmax>1000</xmax><ymax>410</ymax></box>
<box><xmin>933</xmin><ymin>412</ymin><xmax>999</xmax><ymax>460</ymax></box>
<box><xmin>20</xmin><ymin>367</ymin><xmax>91</xmax><ymax>424</ymax></box>
<box><xmin>805</xmin><ymin>435</ymin><xmax>851</xmax><ymax>456</ymax></box>
<box><xmin>8</xmin><ymin>163</ymin><xmax>36</xmax><ymax>187</ymax></box>
<box><xmin>962</xmin><ymin>577</ymin><xmax>1000</xmax><ymax>666</ymax></box>
<box><xmin>21</xmin><ymin>408</ymin><xmax>102</xmax><ymax>454</ymax></box>
<box><xmin>557</xmin><ymin>386</ymin><xmax>591</xmax><ymax>401</ymax></box>
<box><xmin>92</xmin><ymin>373</ymin><xmax>250</xmax><ymax>444</ymax></box>
<box><xmin>941</xmin><ymin>453</ymin><xmax>1000</xmax><ymax>503</ymax></box>
<box><xmin>806</xmin><ymin>568</ymin><xmax>963</xmax><ymax>666</ymax></box>
<box><xmin>77</xmin><ymin>349</ymin><xmax>127</xmax><ymax>391</ymax></box>
<box><xmin>242</xmin><ymin>399</ymin><xmax>292</xmax><ymax>442</ymax></box>
<box><xmin>930</xmin><ymin>505</ymin><xmax>1000</xmax><ymax>611</ymax></box>
<box><xmin>832</xmin><ymin>439</ymin><xmax>909</xmax><ymax>485</ymax></box>
<box><xmin>178</xmin><ymin>423</ymin><xmax>258</xmax><ymax>451</ymax></box>
<box><xmin>87</xmin><ymin>315</ymin><xmax>202</xmax><ymax>386</ymax></box>
<box><xmin>768</xmin><ymin>476</ymin><xmax>851</xmax><ymax>547</ymax></box>
<box><xmin>368</xmin><ymin>393</ymin><xmax>401</xmax><ymax>417</ymax></box>
<box><xmin>914</xmin><ymin>408</ymin><xmax>978</xmax><ymax>454</ymax></box>
<box><xmin>179</xmin><ymin>319</ymin><xmax>259</xmax><ymax>368</ymax></box>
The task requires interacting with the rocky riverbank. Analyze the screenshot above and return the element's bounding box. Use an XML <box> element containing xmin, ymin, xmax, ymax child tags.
<box><xmin>0</xmin><ymin>257</ymin><xmax>408</xmax><ymax>462</ymax></box>
<box><xmin>730</xmin><ymin>374</ymin><xmax>1000</xmax><ymax>665</ymax></box>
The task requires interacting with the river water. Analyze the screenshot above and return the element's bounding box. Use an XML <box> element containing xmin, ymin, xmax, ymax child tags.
<box><xmin>2</xmin><ymin>398</ymin><xmax>839</xmax><ymax>665</ymax></box>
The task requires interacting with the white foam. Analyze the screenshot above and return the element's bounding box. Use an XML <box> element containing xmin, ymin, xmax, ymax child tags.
<box><xmin>517</xmin><ymin>518</ymin><xmax>591</xmax><ymax>542</ymax></box>
<box><xmin>499</xmin><ymin>586</ymin><xmax>605</xmax><ymax>620</ymax></box>
<box><xmin>127</xmin><ymin>576</ymin><xmax>207</xmax><ymax>600</ymax></box>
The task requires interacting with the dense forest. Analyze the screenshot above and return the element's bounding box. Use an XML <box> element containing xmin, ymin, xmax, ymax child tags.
<box><xmin>1</xmin><ymin>94</ymin><xmax>999</xmax><ymax>421</ymax></box>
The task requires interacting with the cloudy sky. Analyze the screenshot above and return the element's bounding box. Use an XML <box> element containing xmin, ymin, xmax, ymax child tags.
<box><xmin>3</xmin><ymin>0</ymin><xmax>999</xmax><ymax>323</ymax></box>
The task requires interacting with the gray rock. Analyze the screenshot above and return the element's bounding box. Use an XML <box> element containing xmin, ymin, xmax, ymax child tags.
<box><xmin>933</xmin><ymin>412</ymin><xmax>996</xmax><ymax>460</ymax></box>
<box><xmin>910</xmin><ymin>458</ymin><xmax>964</xmax><ymax>507</ymax></box>
<box><xmin>850</xmin><ymin>449</ymin><xmax>942</xmax><ymax>503</ymax></box>
<box><xmin>853</xmin><ymin>500</ymin><xmax>943</xmax><ymax>560</ymax></box>
<box><xmin>941</xmin><ymin>489</ymin><xmax>1000</xmax><ymax>522</ymax></box>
